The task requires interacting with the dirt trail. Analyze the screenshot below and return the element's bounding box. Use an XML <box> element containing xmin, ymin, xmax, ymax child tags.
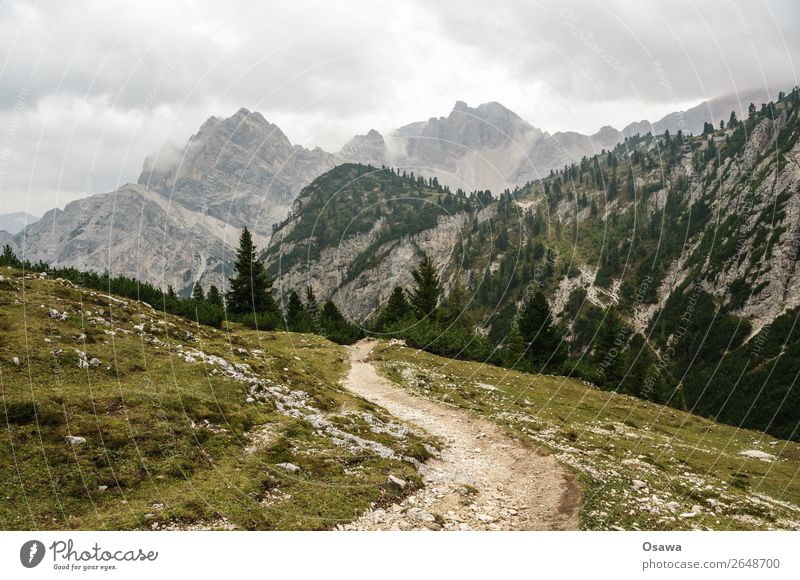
<box><xmin>341</xmin><ymin>340</ymin><xmax>580</xmax><ymax>531</ymax></box>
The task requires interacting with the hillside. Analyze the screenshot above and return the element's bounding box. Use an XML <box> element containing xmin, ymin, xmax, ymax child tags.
<box><xmin>0</xmin><ymin>266</ymin><xmax>436</xmax><ymax>530</ymax></box>
<box><xmin>371</xmin><ymin>341</ymin><xmax>800</xmax><ymax>530</ymax></box>
<box><xmin>265</xmin><ymin>87</ymin><xmax>800</xmax><ymax>442</ymax></box>
<box><xmin>2</xmin><ymin>265</ymin><xmax>798</xmax><ymax>531</ymax></box>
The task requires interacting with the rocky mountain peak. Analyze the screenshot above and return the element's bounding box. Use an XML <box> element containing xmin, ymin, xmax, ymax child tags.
<box><xmin>338</xmin><ymin>129</ymin><xmax>388</xmax><ymax>166</ymax></box>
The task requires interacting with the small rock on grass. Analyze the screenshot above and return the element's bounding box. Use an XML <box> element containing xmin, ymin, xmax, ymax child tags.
<box><xmin>276</xmin><ymin>462</ymin><xmax>300</xmax><ymax>473</ymax></box>
<box><xmin>388</xmin><ymin>475</ymin><xmax>407</xmax><ymax>489</ymax></box>
<box><xmin>66</xmin><ymin>435</ymin><xmax>86</xmax><ymax>446</ymax></box>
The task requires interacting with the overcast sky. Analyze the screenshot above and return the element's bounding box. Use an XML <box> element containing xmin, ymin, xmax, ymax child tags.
<box><xmin>0</xmin><ymin>0</ymin><xmax>797</xmax><ymax>216</ymax></box>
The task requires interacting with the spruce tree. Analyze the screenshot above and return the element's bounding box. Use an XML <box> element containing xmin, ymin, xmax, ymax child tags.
<box><xmin>439</xmin><ymin>278</ymin><xmax>470</xmax><ymax>327</ymax></box>
<box><xmin>191</xmin><ymin>281</ymin><xmax>205</xmax><ymax>301</ymax></box>
<box><xmin>305</xmin><ymin>285</ymin><xmax>319</xmax><ymax>322</ymax></box>
<box><xmin>380</xmin><ymin>286</ymin><xmax>411</xmax><ymax>328</ymax></box>
<box><xmin>503</xmin><ymin>322</ymin><xmax>527</xmax><ymax>369</ymax></box>
<box><xmin>409</xmin><ymin>253</ymin><xmax>441</xmax><ymax>319</ymax></box>
<box><xmin>0</xmin><ymin>244</ymin><xmax>19</xmax><ymax>267</ymax></box>
<box><xmin>517</xmin><ymin>290</ymin><xmax>565</xmax><ymax>367</ymax></box>
<box><xmin>207</xmin><ymin>285</ymin><xmax>223</xmax><ymax>307</ymax></box>
<box><xmin>593</xmin><ymin>306</ymin><xmax>626</xmax><ymax>388</ymax></box>
<box><xmin>286</xmin><ymin>290</ymin><xmax>305</xmax><ymax>329</ymax></box>
<box><xmin>226</xmin><ymin>227</ymin><xmax>278</xmax><ymax>315</ymax></box>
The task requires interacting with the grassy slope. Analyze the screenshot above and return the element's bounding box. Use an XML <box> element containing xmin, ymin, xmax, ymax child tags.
<box><xmin>0</xmin><ymin>267</ymin><xmax>436</xmax><ymax>530</ymax></box>
<box><xmin>372</xmin><ymin>342</ymin><xmax>800</xmax><ymax>530</ymax></box>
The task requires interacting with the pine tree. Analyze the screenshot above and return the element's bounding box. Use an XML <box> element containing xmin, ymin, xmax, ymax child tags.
<box><xmin>409</xmin><ymin>253</ymin><xmax>441</xmax><ymax>319</ymax></box>
<box><xmin>0</xmin><ymin>244</ymin><xmax>19</xmax><ymax>267</ymax></box>
<box><xmin>226</xmin><ymin>227</ymin><xmax>278</xmax><ymax>315</ymax></box>
<box><xmin>379</xmin><ymin>286</ymin><xmax>411</xmax><ymax>328</ymax></box>
<box><xmin>167</xmin><ymin>285</ymin><xmax>177</xmax><ymax>300</ymax></box>
<box><xmin>593</xmin><ymin>306</ymin><xmax>626</xmax><ymax>388</ymax></box>
<box><xmin>439</xmin><ymin>278</ymin><xmax>470</xmax><ymax>327</ymax></box>
<box><xmin>207</xmin><ymin>285</ymin><xmax>223</xmax><ymax>307</ymax></box>
<box><xmin>286</xmin><ymin>290</ymin><xmax>305</xmax><ymax>329</ymax></box>
<box><xmin>503</xmin><ymin>322</ymin><xmax>527</xmax><ymax>369</ymax></box>
<box><xmin>191</xmin><ymin>281</ymin><xmax>205</xmax><ymax>301</ymax></box>
<box><xmin>305</xmin><ymin>285</ymin><xmax>319</xmax><ymax>322</ymax></box>
<box><xmin>728</xmin><ymin>110</ymin><xmax>738</xmax><ymax>128</ymax></box>
<box><xmin>517</xmin><ymin>290</ymin><xmax>565</xmax><ymax>368</ymax></box>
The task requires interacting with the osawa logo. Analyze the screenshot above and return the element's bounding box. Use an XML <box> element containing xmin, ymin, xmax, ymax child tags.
<box><xmin>19</xmin><ymin>540</ymin><xmax>46</xmax><ymax>568</ymax></box>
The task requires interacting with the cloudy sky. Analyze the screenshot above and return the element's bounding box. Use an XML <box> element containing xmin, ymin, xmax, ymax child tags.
<box><xmin>0</xmin><ymin>0</ymin><xmax>797</xmax><ymax>216</ymax></box>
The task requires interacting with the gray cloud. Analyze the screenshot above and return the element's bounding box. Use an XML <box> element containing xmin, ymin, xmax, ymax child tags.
<box><xmin>0</xmin><ymin>0</ymin><xmax>797</xmax><ymax>214</ymax></box>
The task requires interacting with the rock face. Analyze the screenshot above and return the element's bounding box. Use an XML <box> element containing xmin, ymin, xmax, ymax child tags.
<box><xmin>138</xmin><ymin>108</ymin><xmax>337</xmax><ymax>234</ymax></box>
<box><xmin>387</xmin><ymin>101</ymin><xmax>552</xmax><ymax>194</ymax></box>
<box><xmin>13</xmin><ymin>109</ymin><xmax>342</xmax><ymax>293</ymax></box>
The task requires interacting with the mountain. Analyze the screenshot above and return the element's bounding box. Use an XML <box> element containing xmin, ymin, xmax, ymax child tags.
<box><xmin>622</xmin><ymin>87</ymin><xmax>774</xmax><ymax>137</ymax></box>
<box><xmin>266</xmin><ymin>88</ymin><xmax>800</xmax><ymax>441</ymax></box>
<box><xmin>12</xmin><ymin>108</ymin><xmax>342</xmax><ymax>293</ymax></box>
<box><xmin>0</xmin><ymin>212</ymin><xmax>38</xmax><ymax>234</ymax></box>
<box><xmin>385</xmin><ymin>100</ymin><xmax>550</xmax><ymax>194</ymax></box>
<box><xmin>6</xmin><ymin>89</ymin><xmax>784</xmax><ymax>294</ymax></box>
<box><xmin>380</xmin><ymin>89</ymin><xmax>778</xmax><ymax>194</ymax></box>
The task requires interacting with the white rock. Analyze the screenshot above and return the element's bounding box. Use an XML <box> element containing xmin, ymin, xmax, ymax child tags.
<box><xmin>88</xmin><ymin>358</ymin><xmax>101</xmax><ymax>367</ymax></box>
<box><xmin>12</xmin><ymin>356</ymin><xmax>20</xmax><ymax>366</ymax></box>
<box><xmin>739</xmin><ymin>449</ymin><xmax>777</xmax><ymax>462</ymax></box>
<box><xmin>632</xmin><ymin>479</ymin><xmax>648</xmax><ymax>491</ymax></box>
<box><xmin>66</xmin><ymin>435</ymin><xmax>86</xmax><ymax>446</ymax></box>
<box><xmin>388</xmin><ymin>475</ymin><xmax>407</xmax><ymax>489</ymax></box>
<box><xmin>276</xmin><ymin>462</ymin><xmax>300</xmax><ymax>473</ymax></box>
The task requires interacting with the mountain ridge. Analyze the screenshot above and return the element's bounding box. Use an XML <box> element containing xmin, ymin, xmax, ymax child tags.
<box><xmin>7</xmin><ymin>87</ymin><xmax>779</xmax><ymax>293</ymax></box>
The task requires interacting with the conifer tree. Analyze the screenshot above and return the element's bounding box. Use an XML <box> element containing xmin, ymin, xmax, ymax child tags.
<box><xmin>226</xmin><ymin>227</ymin><xmax>278</xmax><ymax>315</ymax></box>
<box><xmin>305</xmin><ymin>285</ymin><xmax>319</xmax><ymax>322</ymax></box>
<box><xmin>286</xmin><ymin>290</ymin><xmax>306</xmax><ymax>329</ymax></box>
<box><xmin>0</xmin><ymin>244</ymin><xmax>19</xmax><ymax>267</ymax></box>
<box><xmin>503</xmin><ymin>322</ymin><xmax>527</xmax><ymax>369</ymax></box>
<box><xmin>207</xmin><ymin>285</ymin><xmax>224</xmax><ymax>307</ymax></box>
<box><xmin>379</xmin><ymin>286</ymin><xmax>412</xmax><ymax>329</ymax></box>
<box><xmin>440</xmin><ymin>278</ymin><xmax>470</xmax><ymax>327</ymax></box>
<box><xmin>409</xmin><ymin>253</ymin><xmax>441</xmax><ymax>319</ymax></box>
<box><xmin>517</xmin><ymin>290</ymin><xmax>565</xmax><ymax>367</ymax></box>
<box><xmin>593</xmin><ymin>306</ymin><xmax>626</xmax><ymax>388</ymax></box>
<box><xmin>191</xmin><ymin>281</ymin><xmax>205</xmax><ymax>301</ymax></box>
